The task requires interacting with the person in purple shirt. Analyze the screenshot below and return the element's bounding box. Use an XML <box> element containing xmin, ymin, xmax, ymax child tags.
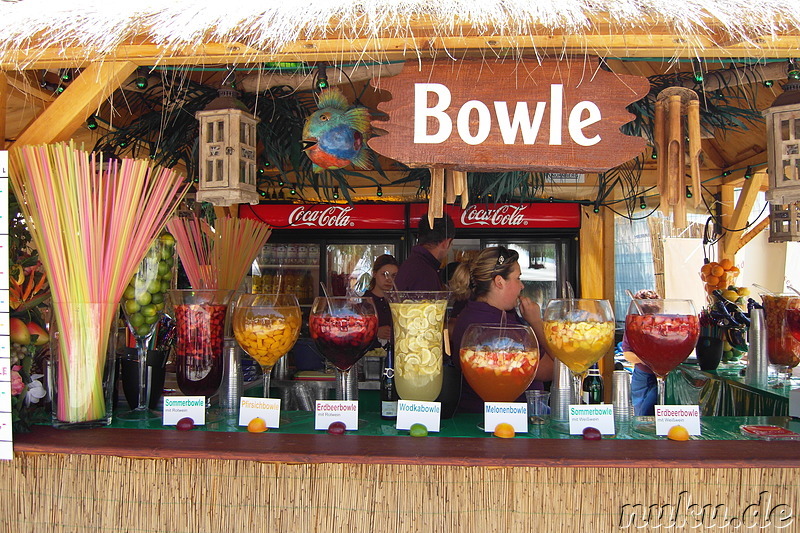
<box><xmin>394</xmin><ymin>213</ymin><xmax>455</xmax><ymax>291</ymax></box>
<box><xmin>449</xmin><ymin>246</ymin><xmax>554</xmax><ymax>413</ymax></box>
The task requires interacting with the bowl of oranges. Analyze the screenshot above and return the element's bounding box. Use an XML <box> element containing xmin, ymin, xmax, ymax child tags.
<box><xmin>700</xmin><ymin>259</ymin><xmax>741</xmax><ymax>303</ymax></box>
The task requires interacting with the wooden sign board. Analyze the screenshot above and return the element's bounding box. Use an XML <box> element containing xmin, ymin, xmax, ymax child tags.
<box><xmin>368</xmin><ymin>59</ymin><xmax>650</xmax><ymax>173</ymax></box>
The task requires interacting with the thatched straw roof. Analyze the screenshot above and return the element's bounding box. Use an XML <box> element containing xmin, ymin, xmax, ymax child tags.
<box><xmin>1</xmin><ymin>0</ymin><xmax>799</xmax><ymax>68</ymax></box>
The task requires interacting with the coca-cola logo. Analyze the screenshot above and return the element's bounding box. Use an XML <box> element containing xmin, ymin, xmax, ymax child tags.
<box><xmin>287</xmin><ymin>206</ymin><xmax>354</xmax><ymax>227</ymax></box>
<box><xmin>460</xmin><ymin>205</ymin><xmax>529</xmax><ymax>226</ymax></box>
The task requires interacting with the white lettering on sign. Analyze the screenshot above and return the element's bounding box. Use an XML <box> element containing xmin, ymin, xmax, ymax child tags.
<box><xmin>460</xmin><ymin>204</ymin><xmax>528</xmax><ymax>227</ymax></box>
<box><xmin>287</xmin><ymin>206</ymin><xmax>354</xmax><ymax>228</ymax></box>
<box><xmin>414</xmin><ymin>83</ymin><xmax>601</xmax><ymax>147</ymax></box>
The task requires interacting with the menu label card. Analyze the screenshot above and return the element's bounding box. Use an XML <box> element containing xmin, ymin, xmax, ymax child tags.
<box><xmin>484</xmin><ymin>402</ymin><xmax>528</xmax><ymax>433</ymax></box>
<box><xmin>163</xmin><ymin>396</ymin><xmax>206</xmax><ymax>425</ymax></box>
<box><xmin>239</xmin><ymin>397</ymin><xmax>281</xmax><ymax>428</ymax></box>
<box><xmin>314</xmin><ymin>400</ymin><xmax>358</xmax><ymax>430</ymax></box>
<box><xmin>569</xmin><ymin>404</ymin><xmax>615</xmax><ymax>435</ymax></box>
<box><xmin>396</xmin><ymin>400</ymin><xmax>441</xmax><ymax>432</ymax></box>
<box><xmin>655</xmin><ymin>405</ymin><xmax>701</xmax><ymax>435</ymax></box>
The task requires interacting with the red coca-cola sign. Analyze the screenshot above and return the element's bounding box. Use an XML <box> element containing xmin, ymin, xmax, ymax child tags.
<box><xmin>240</xmin><ymin>204</ymin><xmax>406</xmax><ymax>230</ymax></box>
<box><xmin>408</xmin><ymin>202</ymin><xmax>580</xmax><ymax>229</ymax></box>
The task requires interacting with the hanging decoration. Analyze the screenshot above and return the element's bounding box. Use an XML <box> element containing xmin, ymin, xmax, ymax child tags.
<box><xmin>302</xmin><ymin>88</ymin><xmax>372</xmax><ymax>172</ymax></box>
<box><xmin>654</xmin><ymin>87</ymin><xmax>703</xmax><ymax>227</ymax></box>
<box><xmin>426</xmin><ymin>169</ymin><xmax>469</xmax><ymax>227</ymax></box>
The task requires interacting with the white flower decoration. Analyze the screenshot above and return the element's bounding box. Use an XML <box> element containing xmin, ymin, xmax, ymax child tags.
<box><xmin>24</xmin><ymin>374</ymin><xmax>47</xmax><ymax>406</ymax></box>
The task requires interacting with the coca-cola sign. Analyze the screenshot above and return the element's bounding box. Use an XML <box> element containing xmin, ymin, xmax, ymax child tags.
<box><xmin>240</xmin><ymin>204</ymin><xmax>407</xmax><ymax>230</ymax></box>
<box><xmin>409</xmin><ymin>202</ymin><xmax>580</xmax><ymax>229</ymax></box>
<box><xmin>460</xmin><ymin>205</ymin><xmax>528</xmax><ymax>227</ymax></box>
<box><xmin>288</xmin><ymin>206</ymin><xmax>354</xmax><ymax>228</ymax></box>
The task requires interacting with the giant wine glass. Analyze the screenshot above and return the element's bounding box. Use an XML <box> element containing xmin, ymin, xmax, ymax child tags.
<box><xmin>309</xmin><ymin>296</ymin><xmax>377</xmax><ymax>400</ymax></box>
<box><xmin>233</xmin><ymin>293</ymin><xmax>301</xmax><ymax>398</ymax></box>
<box><xmin>542</xmin><ymin>299</ymin><xmax>615</xmax><ymax>405</ymax></box>
<box><xmin>170</xmin><ymin>289</ymin><xmax>234</xmax><ymax>399</ymax></box>
<box><xmin>624</xmin><ymin>299</ymin><xmax>699</xmax><ymax>405</ymax></box>
<box><xmin>459</xmin><ymin>323</ymin><xmax>539</xmax><ymax>402</ymax></box>
<box><xmin>118</xmin><ymin>233</ymin><xmax>176</xmax><ymax>421</ymax></box>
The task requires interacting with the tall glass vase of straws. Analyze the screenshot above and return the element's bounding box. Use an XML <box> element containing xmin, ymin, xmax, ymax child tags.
<box><xmin>167</xmin><ymin>215</ymin><xmax>272</xmax><ymax>408</ymax></box>
<box><xmin>10</xmin><ymin>142</ymin><xmax>189</xmax><ymax>428</ymax></box>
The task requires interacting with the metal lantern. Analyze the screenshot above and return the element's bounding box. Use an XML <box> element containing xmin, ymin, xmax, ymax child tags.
<box><xmin>764</xmin><ymin>80</ymin><xmax>800</xmax><ymax>206</ymax></box>
<box><xmin>195</xmin><ymin>83</ymin><xmax>260</xmax><ymax>206</ymax></box>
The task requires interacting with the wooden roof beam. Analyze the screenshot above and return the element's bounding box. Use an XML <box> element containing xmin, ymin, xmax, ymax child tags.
<box><xmin>11</xmin><ymin>61</ymin><xmax>137</xmax><ymax>147</ymax></box>
<box><xmin>722</xmin><ymin>169</ymin><xmax>766</xmax><ymax>257</ymax></box>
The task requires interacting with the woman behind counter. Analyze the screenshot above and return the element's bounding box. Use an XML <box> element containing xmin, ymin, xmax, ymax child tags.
<box><xmin>363</xmin><ymin>254</ymin><xmax>399</xmax><ymax>344</ymax></box>
<box><xmin>449</xmin><ymin>246</ymin><xmax>554</xmax><ymax>413</ymax></box>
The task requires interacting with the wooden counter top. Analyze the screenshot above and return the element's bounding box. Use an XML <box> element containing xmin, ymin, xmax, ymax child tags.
<box><xmin>13</xmin><ymin>425</ymin><xmax>800</xmax><ymax>468</ymax></box>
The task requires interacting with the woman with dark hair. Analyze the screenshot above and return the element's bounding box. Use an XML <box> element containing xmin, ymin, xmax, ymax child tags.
<box><xmin>449</xmin><ymin>246</ymin><xmax>554</xmax><ymax>412</ymax></box>
<box><xmin>363</xmin><ymin>254</ymin><xmax>399</xmax><ymax>344</ymax></box>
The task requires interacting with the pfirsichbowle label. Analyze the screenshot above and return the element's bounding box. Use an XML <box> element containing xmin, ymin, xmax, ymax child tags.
<box><xmin>655</xmin><ymin>405</ymin><xmax>701</xmax><ymax>435</ymax></box>
<box><xmin>314</xmin><ymin>400</ymin><xmax>358</xmax><ymax>430</ymax></box>
<box><xmin>163</xmin><ymin>396</ymin><xmax>206</xmax><ymax>425</ymax></box>
<box><xmin>569</xmin><ymin>404</ymin><xmax>615</xmax><ymax>435</ymax></box>
<box><xmin>396</xmin><ymin>400</ymin><xmax>441</xmax><ymax>432</ymax></box>
<box><xmin>484</xmin><ymin>402</ymin><xmax>528</xmax><ymax>433</ymax></box>
<box><xmin>239</xmin><ymin>397</ymin><xmax>281</xmax><ymax>428</ymax></box>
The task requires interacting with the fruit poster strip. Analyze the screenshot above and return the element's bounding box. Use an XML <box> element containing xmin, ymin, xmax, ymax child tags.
<box><xmin>238</xmin><ymin>397</ymin><xmax>281</xmax><ymax>428</ymax></box>
<box><xmin>568</xmin><ymin>404</ymin><xmax>615</xmax><ymax>435</ymax></box>
<box><xmin>396</xmin><ymin>400</ymin><xmax>441</xmax><ymax>432</ymax></box>
<box><xmin>655</xmin><ymin>405</ymin><xmax>701</xmax><ymax>436</ymax></box>
<box><xmin>484</xmin><ymin>402</ymin><xmax>528</xmax><ymax>433</ymax></box>
<box><xmin>163</xmin><ymin>396</ymin><xmax>207</xmax><ymax>426</ymax></box>
<box><xmin>314</xmin><ymin>400</ymin><xmax>359</xmax><ymax>431</ymax></box>
<box><xmin>0</xmin><ymin>151</ymin><xmax>10</xmax><ymax>460</ymax></box>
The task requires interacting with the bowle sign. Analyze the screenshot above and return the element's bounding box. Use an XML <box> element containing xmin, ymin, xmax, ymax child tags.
<box><xmin>369</xmin><ymin>59</ymin><xmax>649</xmax><ymax>173</ymax></box>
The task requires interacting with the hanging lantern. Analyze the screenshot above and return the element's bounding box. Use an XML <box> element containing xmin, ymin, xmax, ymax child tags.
<box><xmin>768</xmin><ymin>202</ymin><xmax>800</xmax><ymax>242</ymax></box>
<box><xmin>764</xmin><ymin>80</ymin><xmax>800</xmax><ymax>206</ymax></box>
<box><xmin>195</xmin><ymin>81</ymin><xmax>260</xmax><ymax>206</ymax></box>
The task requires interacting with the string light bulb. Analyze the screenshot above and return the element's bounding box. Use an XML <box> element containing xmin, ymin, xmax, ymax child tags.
<box><xmin>376</xmin><ymin>185</ymin><xmax>383</xmax><ymax>197</ymax></box>
<box><xmin>685</xmin><ymin>186</ymin><xmax>693</xmax><ymax>198</ymax></box>
<box><xmin>317</xmin><ymin>64</ymin><xmax>329</xmax><ymax>90</ymax></box>
<box><xmin>764</xmin><ymin>80</ymin><xmax>775</xmax><ymax>88</ymax></box>
<box><xmin>744</xmin><ymin>166</ymin><xmax>753</xmax><ymax>179</ymax></box>
<box><xmin>332</xmin><ymin>186</ymin><xmax>339</xmax><ymax>200</ymax></box>
<box><xmin>788</xmin><ymin>58</ymin><xmax>800</xmax><ymax>81</ymax></box>
<box><xmin>86</xmin><ymin>115</ymin><xmax>98</xmax><ymax>130</ymax></box>
<box><xmin>639</xmin><ymin>197</ymin><xmax>647</xmax><ymax>210</ymax></box>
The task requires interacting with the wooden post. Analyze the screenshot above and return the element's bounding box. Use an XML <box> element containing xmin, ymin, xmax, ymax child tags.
<box><xmin>719</xmin><ymin>185</ymin><xmax>735</xmax><ymax>262</ymax></box>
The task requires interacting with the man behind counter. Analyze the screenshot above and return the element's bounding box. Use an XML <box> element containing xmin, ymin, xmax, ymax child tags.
<box><xmin>394</xmin><ymin>213</ymin><xmax>455</xmax><ymax>291</ymax></box>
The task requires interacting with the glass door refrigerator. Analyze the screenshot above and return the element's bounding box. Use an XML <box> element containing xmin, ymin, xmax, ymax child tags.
<box><xmin>408</xmin><ymin>202</ymin><xmax>581</xmax><ymax>306</ymax></box>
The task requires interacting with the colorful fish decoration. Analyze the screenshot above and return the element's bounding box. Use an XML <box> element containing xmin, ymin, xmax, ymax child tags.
<box><xmin>302</xmin><ymin>88</ymin><xmax>371</xmax><ymax>172</ymax></box>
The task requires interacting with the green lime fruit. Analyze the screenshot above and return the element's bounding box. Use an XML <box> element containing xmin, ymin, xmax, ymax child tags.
<box><xmin>135</xmin><ymin>291</ymin><xmax>152</xmax><ymax>306</ymax></box>
<box><xmin>410</xmin><ymin>423</ymin><xmax>428</xmax><ymax>437</ymax></box>
<box><xmin>128</xmin><ymin>312</ymin><xmax>145</xmax><ymax>328</ymax></box>
<box><xmin>157</xmin><ymin>261</ymin><xmax>170</xmax><ymax>277</ymax></box>
<box><xmin>165</xmin><ymin>256</ymin><xmax>174</xmax><ymax>268</ymax></box>
<box><xmin>141</xmin><ymin>304</ymin><xmax>157</xmax><ymax>318</ymax></box>
<box><xmin>159</xmin><ymin>233</ymin><xmax>175</xmax><ymax>247</ymax></box>
<box><xmin>154</xmin><ymin>302</ymin><xmax>165</xmax><ymax>312</ymax></box>
<box><xmin>146</xmin><ymin>280</ymin><xmax>161</xmax><ymax>295</ymax></box>
<box><xmin>151</xmin><ymin>292</ymin><xmax>164</xmax><ymax>305</ymax></box>
<box><xmin>161</xmin><ymin>280</ymin><xmax>171</xmax><ymax>293</ymax></box>
<box><xmin>136</xmin><ymin>324</ymin><xmax>152</xmax><ymax>337</ymax></box>
<box><xmin>144</xmin><ymin>313</ymin><xmax>160</xmax><ymax>325</ymax></box>
<box><xmin>123</xmin><ymin>285</ymin><xmax>136</xmax><ymax>300</ymax></box>
<box><xmin>124</xmin><ymin>299</ymin><xmax>141</xmax><ymax>315</ymax></box>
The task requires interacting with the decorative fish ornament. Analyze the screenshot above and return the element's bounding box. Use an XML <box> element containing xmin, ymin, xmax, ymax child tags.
<box><xmin>302</xmin><ymin>88</ymin><xmax>371</xmax><ymax>171</ymax></box>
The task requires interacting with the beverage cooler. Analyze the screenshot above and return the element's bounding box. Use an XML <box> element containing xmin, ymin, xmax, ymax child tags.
<box><xmin>407</xmin><ymin>202</ymin><xmax>582</xmax><ymax>306</ymax></box>
<box><xmin>240</xmin><ymin>203</ymin><xmax>408</xmax><ymax>304</ymax></box>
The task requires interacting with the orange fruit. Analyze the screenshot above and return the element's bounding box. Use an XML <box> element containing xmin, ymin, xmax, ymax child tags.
<box><xmin>719</xmin><ymin>258</ymin><xmax>733</xmax><ymax>270</ymax></box>
<box><xmin>493</xmin><ymin>423</ymin><xmax>516</xmax><ymax>438</ymax></box>
<box><xmin>247</xmin><ymin>417</ymin><xmax>268</xmax><ymax>433</ymax></box>
<box><xmin>705</xmin><ymin>275</ymin><xmax>719</xmax><ymax>286</ymax></box>
<box><xmin>728</xmin><ymin>266</ymin><xmax>740</xmax><ymax>276</ymax></box>
<box><xmin>710</xmin><ymin>265</ymin><xmax>724</xmax><ymax>277</ymax></box>
<box><xmin>667</xmin><ymin>425</ymin><xmax>690</xmax><ymax>441</ymax></box>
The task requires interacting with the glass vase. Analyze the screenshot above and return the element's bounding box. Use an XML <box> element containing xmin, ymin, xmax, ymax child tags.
<box><xmin>48</xmin><ymin>302</ymin><xmax>119</xmax><ymax>429</ymax></box>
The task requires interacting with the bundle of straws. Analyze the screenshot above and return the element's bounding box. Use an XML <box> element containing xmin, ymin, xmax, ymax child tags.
<box><xmin>166</xmin><ymin>215</ymin><xmax>272</xmax><ymax>290</ymax></box>
<box><xmin>9</xmin><ymin>142</ymin><xmax>189</xmax><ymax>423</ymax></box>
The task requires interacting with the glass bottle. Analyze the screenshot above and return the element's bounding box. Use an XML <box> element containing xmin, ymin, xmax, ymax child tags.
<box><xmin>582</xmin><ymin>363</ymin><xmax>604</xmax><ymax>404</ymax></box>
<box><xmin>380</xmin><ymin>343</ymin><xmax>398</xmax><ymax>419</ymax></box>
